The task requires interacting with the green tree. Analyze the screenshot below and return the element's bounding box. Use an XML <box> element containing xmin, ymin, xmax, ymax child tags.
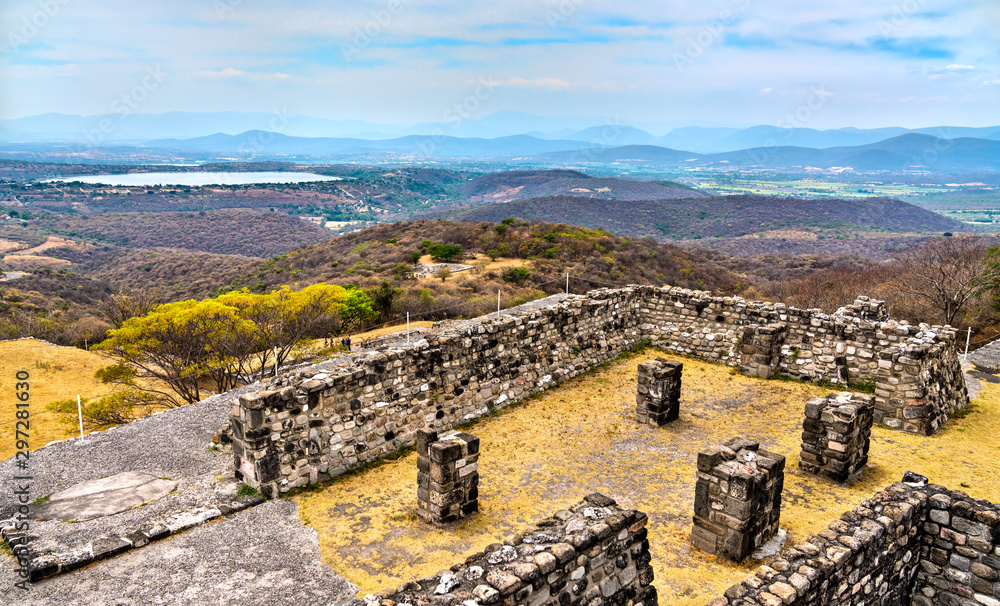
<box><xmin>427</xmin><ymin>243</ymin><xmax>462</xmax><ymax>262</ymax></box>
<box><xmin>368</xmin><ymin>280</ymin><xmax>406</xmax><ymax>317</ymax></box>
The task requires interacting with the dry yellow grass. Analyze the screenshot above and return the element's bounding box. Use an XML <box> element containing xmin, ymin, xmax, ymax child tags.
<box><xmin>295</xmin><ymin>352</ymin><xmax>1000</xmax><ymax>605</ymax></box>
<box><xmin>0</xmin><ymin>238</ymin><xmax>24</xmax><ymax>253</ymax></box>
<box><xmin>0</xmin><ymin>339</ymin><xmax>188</xmax><ymax>460</ymax></box>
<box><xmin>1</xmin><ymin>255</ymin><xmax>71</xmax><ymax>267</ymax></box>
<box><xmin>7</xmin><ymin>236</ymin><xmax>87</xmax><ymax>256</ymax></box>
<box><xmin>0</xmin><ymin>339</ymin><xmax>118</xmax><ymax>458</ymax></box>
<box><xmin>296</xmin><ymin>322</ymin><xmax>437</xmax><ymax>359</ymax></box>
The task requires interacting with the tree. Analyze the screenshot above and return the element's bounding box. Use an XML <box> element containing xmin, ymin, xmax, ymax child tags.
<box><xmin>427</xmin><ymin>243</ymin><xmax>462</xmax><ymax>262</ymax></box>
<box><xmin>890</xmin><ymin>235</ymin><xmax>1000</xmax><ymax>326</ymax></box>
<box><xmin>369</xmin><ymin>280</ymin><xmax>406</xmax><ymax>317</ymax></box>
<box><xmin>434</xmin><ymin>267</ymin><xmax>452</xmax><ymax>282</ymax></box>
<box><xmin>96</xmin><ymin>284</ymin><xmax>377</xmax><ymax>405</ymax></box>
<box><xmin>97</xmin><ymin>291</ymin><xmax>161</xmax><ymax>329</ymax></box>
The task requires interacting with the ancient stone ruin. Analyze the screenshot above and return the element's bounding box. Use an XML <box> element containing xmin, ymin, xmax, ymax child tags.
<box><xmin>635</xmin><ymin>358</ymin><xmax>682</xmax><ymax>426</ymax></box>
<box><xmin>416</xmin><ymin>429</ymin><xmax>479</xmax><ymax>524</ymax></box>
<box><xmin>230</xmin><ymin>287</ymin><xmax>968</xmax><ymax>495</ymax></box>
<box><xmin>692</xmin><ymin>438</ymin><xmax>786</xmax><ymax>562</ymax></box>
<box><xmin>716</xmin><ymin>479</ymin><xmax>1000</xmax><ymax>606</ymax></box>
<box><xmin>350</xmin><ymin>494</ymin><xmax>657</xmax><ymax>606</ymax></box>
<box><xmin>799</xmin><ymin>392</ymin><xmax>874</xmax><ymax>482</ymax></box>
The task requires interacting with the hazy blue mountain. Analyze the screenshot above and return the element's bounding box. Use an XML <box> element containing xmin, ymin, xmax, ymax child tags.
<box><xmin>545</xmin><ymin>134</ymin><xmax>1000</xmax><ymax>171</ymax></box>
<box><xmin>3</xmin><ymin>111</ymin><xmax>998</xmax><ymax>152</ymax></box>
<box><xmin>656</xmin><ymin>127</ymin><xmax>741</xmax><ymax>153</ymax></box>
<box><xmin>565</xmin><ymin>125</ymin><xmax>660</xmax><ymax>146</ymax></box>
<box><xmin>659</xmin><ymin>125</ymin><xmax>1000</xmax><ymax>153</ymax></box>
<box><xmin>144</xmin><ymin>131</ymin><xmax>598</xmax><ymax>157</ymax></box>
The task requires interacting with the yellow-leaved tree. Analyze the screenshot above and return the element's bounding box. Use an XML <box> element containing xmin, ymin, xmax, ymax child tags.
<box><xmin>91</xmin><ymin>284</ymin><xmax>376</xmax><ymax>411</ymax></box>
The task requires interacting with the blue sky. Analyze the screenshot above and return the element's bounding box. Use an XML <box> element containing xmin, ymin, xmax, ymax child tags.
<box><xmin>1</xmin><ymin>0</ymin><xmax>997</xmax><ymax>131</ymax></box>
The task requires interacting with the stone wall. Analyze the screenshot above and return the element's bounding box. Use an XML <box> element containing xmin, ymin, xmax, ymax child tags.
<box><xmin>799</xmin><ymin>392</ymin><xmax>874</xmax><ymax>482</ymax></box>
<box><xmin>874</xmin><ymin>331</ymin><xmax>969</xmax><ymax>435</ymax></box>
<box><xmin>354</xmin><ymin>493</ymin><xmax>656</xmax><ymax>606</ymax></box>
<box><xmin>692</xmin><ymin>438</ymin><xmax>785</xmax><ymax>562</ymax></box>
<box><xmin>912</xmin><ymin>486</ymin><xmax>1000</xmax><ymax>606</ymax></box>
<box><xmin>232</xmin><ymin>290</ymin><xmax>648</xmax><ymax>495</ymax></box>
<box><xmin>710</xmin><ymin>481</ymin><xmax>1000</xmax><ymax>606</ymax></box>
<box><xmin>230</xmin><ymin>287</ymin><xmax>969</xmax><ymax>493</ymax></box>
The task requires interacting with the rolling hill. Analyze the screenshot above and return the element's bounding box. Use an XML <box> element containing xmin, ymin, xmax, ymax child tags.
<box><xmin>423</xmin><ymin>195</ymin><xmax>968</xmax><ymax>240</ymax></box>
<box><xmin>457</xmin><ymin>170</ymin><xmax>703</xmax><ymax>202</ymax></box>
<box><xmin>537</xmin><ymin>135</ymin><xmax>1000</xmax><ymax>172</ymax></box>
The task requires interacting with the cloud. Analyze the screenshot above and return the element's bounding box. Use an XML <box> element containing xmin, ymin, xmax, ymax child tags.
<box><xmin>195</xmin><ymin>68</ymin><xmax>292</xmax><ymax>81</ymax></box>
<box><xmin>490</xmin><ymin>77</ymin><xmax>572</xmax><ymax>90</ymax></box>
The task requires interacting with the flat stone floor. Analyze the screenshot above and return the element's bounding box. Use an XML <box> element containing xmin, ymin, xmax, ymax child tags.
<box><xmin>295</xmin><ymin>352</ymin><xmax>1000</xmax><ymax>606</ymax></box>
<box><xmin>0</xmin><ymin>499</ymin><xmax>356</xmax><ymax>606</ymax></box>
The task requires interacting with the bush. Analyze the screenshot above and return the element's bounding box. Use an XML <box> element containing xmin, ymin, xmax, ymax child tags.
<box><xmin>427</xmin><ymin>243</ymin><xmax>462</xmax><ymax>262</ymax></box>
<box><xmin>502</xmin><ymin>267</ymin><xmax>531</xmax><ymax>284</ymax></box>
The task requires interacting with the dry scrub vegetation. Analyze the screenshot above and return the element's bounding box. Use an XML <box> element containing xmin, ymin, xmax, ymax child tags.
<box><xmin>295</xmin><ymin>351</ymin><xmax>999</xmax><ymax>606</ymax></box>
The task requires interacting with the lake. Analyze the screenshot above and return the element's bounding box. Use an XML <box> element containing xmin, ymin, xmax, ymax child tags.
<box><xmin>46</xmin><ymin>171</ymin><xmax>343</xmax><ymax>187</ymax></box>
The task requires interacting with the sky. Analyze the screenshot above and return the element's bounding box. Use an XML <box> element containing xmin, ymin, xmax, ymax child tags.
<box><xmin>1</xmin><ymin>0</ymin><xmax>998</xmax><ymax>132</ymax></box>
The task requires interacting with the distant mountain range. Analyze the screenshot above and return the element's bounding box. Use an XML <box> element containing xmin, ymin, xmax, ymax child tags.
<box><xmin>2</xmin><ymin>111</ymin><xmax>999</xmax><ymax>172</ymax></box>
<box><xmin>3</xmin><ymin>111</ymin><xmax>998</xmax><ymax>151</ymax></box>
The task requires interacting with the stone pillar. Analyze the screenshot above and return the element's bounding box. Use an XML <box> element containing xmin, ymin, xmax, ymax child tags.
<box><xmin>739</xmin><ymin>323</ymin><xmax>787</xmax><ymax>379</ymax></box>
<box><xmin>691</xmin><ymin>438</ymin><xmax>785</xmax><ymax>562</ymax></box>
<box><xmin>416</xmin><ymin>429</ymin><xmax>480</xmax><ymax>524</ymax></box>
<box><xmin>799</xmin><ymin>392</ymin><xmax>874</xmax><ymax>481</ymax></box>
<box><xmin>636</xmin><ymin>358</ymin><xmax>682</xmax><ymax>426</ymax></box>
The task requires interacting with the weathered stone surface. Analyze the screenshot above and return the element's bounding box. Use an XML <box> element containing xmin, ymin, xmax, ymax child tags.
<box><xmin>635</xmin><ymin>358</ymin><xmax>682</xmax><ymax>426</ymax></box>
<box><xmin>33</xmin><ymin>472</ymin><xmax>178</xmax><ymax>522</ymax></box>
<box><xmin>416</xmin><ymin>431</ymin><xmax>479</xmax><ymax>525</ymax></box>
<box><xmin>367</xmin><ymin>496</ymin><xmax>653</xmax><ymax>606</ymax></box>
<box><xmin>692</xmin><ymin>439</ymin><xmax>785</xmax><ymax>562</ymax></box>
<box><xmin>799</xmin><ymin>392</ymin><xmax>874</xmax><ymax>482</ymax></box>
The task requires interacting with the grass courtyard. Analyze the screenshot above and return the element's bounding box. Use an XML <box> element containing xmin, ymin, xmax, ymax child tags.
<box><xmin>295</xmin><ymin>350</ymin><xmax>999</xmax><ymax>606</ymax></box>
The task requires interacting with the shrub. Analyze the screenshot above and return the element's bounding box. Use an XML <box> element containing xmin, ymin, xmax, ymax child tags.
<box><xmin>502</xmin><ymin>267</ymin><xmax>531</xmax><ymax>284</ymax></box>
<box><xmin>427</xmin><ymin>243</ymin><xmax>462</xmax><ymax>262</ymax></box>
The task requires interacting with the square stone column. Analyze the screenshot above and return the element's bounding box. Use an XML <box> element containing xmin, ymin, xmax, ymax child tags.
<box><xmin>691</xmin><ymin>438</ymin><xmax>785</xmax><ymax>562</ymax></box>
<box><xmin>416</xmin><ymin>429</ymin><xmax>479</xmax><ymax>524</ymax></box>
<box><xmin>636</xmin><ymin>358</ymin><xmax>682</xmax><ymax>426</ymax></box>
<box><xmin>799</xmin><ymin>392</ymin><xmax>874</xmax><ymax>481</ymax></box>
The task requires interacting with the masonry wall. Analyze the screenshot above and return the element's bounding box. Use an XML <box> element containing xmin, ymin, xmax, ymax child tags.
<box><xmin>231</xmin><ymin>287</ymin><xmax>968</xmax><ymax>492</ymax></box>
<box><xmin>232</xmin><ymin>290</ymin><xmax>649</xmax><ymax>494</ymax></box>
<box><xmin>714</xmin><ymin>482</ymin><xmax>929</xmax><ymax>606</ymax></box>
<box><xmin>912</xmin><ymin>486</ymin><xmax>1000</xmax><ymax>606</ymax></box>
<box><xmin>354</xmin><ymin>493</ymin><xmax>656</xmax><ymax>606</ymax></box>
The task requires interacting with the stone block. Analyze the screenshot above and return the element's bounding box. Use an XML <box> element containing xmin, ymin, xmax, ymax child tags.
<box><xmin>692</xmin><ymin>439</ymin><xmax>784</xmax><ymax>562</ymax></box>
<box><xmin>798</xmin><ymin>392</ymin><xmax>873</xmax><ymax>482</ymax></box>
<box><xmin>418</xmin><ymin>430</ymin><xmax>479</xmax><ymax>525</ymax></box>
